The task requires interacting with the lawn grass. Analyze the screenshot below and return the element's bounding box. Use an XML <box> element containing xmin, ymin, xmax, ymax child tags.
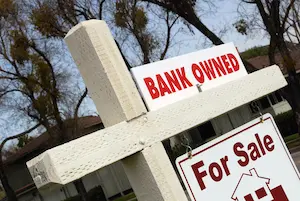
<box><xmin>284</xmin><ymin>133</ymin><xmax>300</xmax><ymax>142</ymax></box>
<box><xmin>0</xmin><ymin>191</ymin><xmax>5</xmax><ymax>200</ymax></box>
<box><xmin>113</xmin><ymin>193</ymin><xmax>136</xmax><ymax>201</ymax></box>
<box><xmin>283</xmin><ymin>133</ymin><xmax>300</xmax><ymax>150</ymax></box>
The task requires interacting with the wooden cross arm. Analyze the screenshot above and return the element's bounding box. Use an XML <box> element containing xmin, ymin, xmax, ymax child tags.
<box><xmin>27</xmin><ymin>65</ymin><xmax>286</xmax><ymax>189</ymax></box>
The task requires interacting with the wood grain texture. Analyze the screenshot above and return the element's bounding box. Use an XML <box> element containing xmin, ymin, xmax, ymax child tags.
<box><xmin>29</xmin><ymin>20</ymin><xmax>189</xmax><ymax>200</ymax></box>
<box><xmin>64</xmin><ymin>20</ymin><xmax>147</xmax><ymax>127</ymax></box>
<box><xmin>27</xmin><ymin>64</ymin><xmax>287</xmax><ymax>188</ymax></box>
<box><xmin>122</xmin><ymin>142</ymin><xmax>189</xmax><ymax>201</ymax></box>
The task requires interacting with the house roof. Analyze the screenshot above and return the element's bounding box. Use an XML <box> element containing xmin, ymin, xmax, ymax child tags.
<box><xmin>4</xmin><ymin>115</ymin><xmax>102</xmax><ymax>165</ymax></box>
<box><xmin>246</xmin><ymin>43</ymin><xmax>300</xmax><ymax>75</ymax></box>
<box><xmin>231</xmin><ymin>168</ymin><xmax>270</xmax><ymax>200</ymax></box>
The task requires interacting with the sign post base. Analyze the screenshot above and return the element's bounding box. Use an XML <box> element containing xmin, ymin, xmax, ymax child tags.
<box><xmin>122</xmin><ymin>142</ymin><xmax>188</xmax><ymax>201</ymax></box>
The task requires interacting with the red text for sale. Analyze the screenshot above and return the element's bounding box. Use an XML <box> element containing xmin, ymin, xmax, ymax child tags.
<box><xmin>192</xmin><ymin>133</ymin><xmax>275</xmax><ymax>191</ymax></box>
<box><xmin>143</xmin><ymin>53</ymin><xmax>240</xmax><ymax>99</ymax></box>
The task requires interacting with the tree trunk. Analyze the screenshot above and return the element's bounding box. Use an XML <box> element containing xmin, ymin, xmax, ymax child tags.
<box><xmin>0</xmin><ymin>167</ymin><xmax>17</xmax><ymax>201</ymax></box>
<box><xmin>38</xmin><ymin>191</ymin><xmax>44</xmax><ymax>201</ymax></box>
<box><xmin>74</xmin><ymin>179</ymin><xmax>90</xmax><ymax>201</ymax></box>
<box><xmin>183</xmin><ymin>12</ymin><xmax>257</xmax><ymax>72</ymax></box>
<box><xmin>0</xmin><ymin>124</ymin><xmax>41</xmax><ymax>201</ymax></box>
<box><xmin>0</xmin><ymin>150</ymin><xmax>16</xmax><ymax>201</ymax></box>
<box><xmin>275</xmin><ymin>36</ymin><xmax>300</xmax><ymax>132</ymax></box>
<box><xmin>283</xmin><ymin>75</ymin><xmax>300</xmax><ymax>132</ymax></box>
<box><xmin>250</xmin><ymin>0</ymin><xmax>300</xmax><ymax>133</ymax></box>
<box><xmin>142</xmin><ymin>0</ymin><xmax>257</xmax><ymax>72</ymax></box>
<box><xmin>187</xmin><ymin>12</ymin><xmax>223</xmax><ymax>45</ymax></box>
<box><xmin>268</xmin><ymin>39</ymin><xmax>276</xmax><ymax>65</ymax></box>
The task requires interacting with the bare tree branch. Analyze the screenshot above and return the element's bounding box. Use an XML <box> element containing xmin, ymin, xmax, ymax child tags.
<box><xmin>0</xmin><ymin>89</ymin><xmax>28</xmax><ymax>99</ymax></box>
<box><xmin>160</xmin><ymin>12</ymin><xmax>179</xmax><ymax>60</ymax></box>
<box><xmin>0</xmin><ymin>123</ymin><xmax>41</xmax><ymax>155</ymax></box>
<box><xmin>0</xmin><ymin>123</ymin><xmax>41</xmax><ymax>201</ymax></box>
<box><xmin>98</xmin><ymin>0</ymin><xmax>106</xmax><ymax>20</ymax></box>
<box><xmin>282</xmin><ymin>0</ymin><xmax>296</xmax><ymax>27</ymax></box>
<box><xmin>73</xmin><ymin>87</ymin><xmax>88</xmax><ymax>139</ymax></box>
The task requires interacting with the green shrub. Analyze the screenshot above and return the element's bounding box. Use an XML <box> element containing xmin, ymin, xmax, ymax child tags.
<box><xmin>274</xmin><ymin>111</ymin><xmax>297</xmax><ymax>137</ymax></box>
<box><xmin>240</xmin><ymin>46</ymin><xmax>269</xmax><ymax>60</ymax></box>
<box><xmin>88</xmin><ymin>186</ymin><xmax>105</xmax><ymax>201</ymax></box>
<box><xmin>275</xmin><ymin>110</ymin><xmax>294</xmax><ymax>122</ymax></box>
<box><xmin>113</xmin><ymin>193</ymin><xmax>136</xmax><ymax>201</ymax></box>
<box><xmin>0</xmin><ymin>191</ymin><xmax>6</xmax><ymax>200</ymax></box>
<box><xmin>64</xmin><ymin>195</ymin><xmax>81</xmax><ymax>201</ymax></box>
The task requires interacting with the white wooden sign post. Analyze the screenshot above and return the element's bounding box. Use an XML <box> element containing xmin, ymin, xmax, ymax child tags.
<box><xmin>26</xmin><ymin>20</ymin><xmax>287</xmax><ymax>201</ymax></box>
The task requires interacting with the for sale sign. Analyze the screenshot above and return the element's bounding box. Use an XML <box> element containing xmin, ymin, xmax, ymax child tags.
<box><xmin>176</xmin><ymin>113</ymin><xmax>300</xmax><ymax>201</ymax></box>
<box><xmin>130</xmin><ymin>42</ymin><xmax>247</xmax><ymax>111</ymax></box>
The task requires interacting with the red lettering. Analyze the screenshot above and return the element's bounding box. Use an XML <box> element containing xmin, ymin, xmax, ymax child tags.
<box><xmin>209</xmin><ymin>162</ymin><xmax>223</xmax><ymax>182</ymax></box>
<box><xmin>156</xmin><ymin>74</ymin><xmax>172</xmax><ymax>97</ymax></box>
<box><xmin>192</xmin><ymin>156</ymin><xmax>231</xmax><ymax>191</ymax></box>
<box><xmin>164</xmin><ymin>70</ymin><xmax>182</xmax><ymax>92</ymax></box>
<box><xmin>227</xmin><ymin>53</ymin><xmax>240</xmax><ymax>71</ymax></box>
<box><xmin>192</xmin><ymin>160</ymin><xmax>207</xmax><ymax>190</ymax></box>
<box><xmin>212</xmin><ymin>57</ymin><xmax>227</xmax><ymax>77</ymax></box>
<box><xmin>233</xmin><ymin>134</ymin><xmax>275</xmax><ymax>168</ymax></box>
<box><xmin>220</xmin><ymin>156</ymin><xmax>230</xmax><ymax>176</ymax></box>
<box><xmin>176</xmin><ymin>67</ymin><xmax>193</xmax><ymax>88</ymax></box>
<box><xmin>199</xmin><ymin>60</ymin><xmax>216</xmax><ymax>80</ymax></box>
<box><xmin>144</xmin><ymin>77</ymin><xmax>159</xmax><ymax>99</ymax></box>
<box><xmin>255</xmin><ymin>133</ymin><xmax>266</xmax><ymax>155</ymax></box>
<box><xmin>234</xmin><ymin>142</ymin><xmax>249</xmax><ymax>167</ymax></box>
<box><xmin>248</xmin><ymin>142</ymin><xmax>261</xmax><ymax>161</ymax></box>
<box><xmin>221</xmin><ymin>55</ymin><xmax>233</xmax><ymax>74</ymax></box>
<box><xmin>264</xmin><ymin>135</ymin><xmax>274</xmax><ymax>152</ymax></box>
<box><xmin>192</xmin><ymin>63</ymin><xmax>205</xmax><ymax>84</ymax></box>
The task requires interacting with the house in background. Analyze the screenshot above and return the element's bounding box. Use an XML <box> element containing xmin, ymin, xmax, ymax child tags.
<box><xmin>167</xmin><ymin>43</ymin><xmax>300</xmax><ymax>165</ymax></box>
<box><xmin>241</xmin><ymin>43</ymin><xmax>300</xmax><ymax>137</ymax></box>
<box><xmin>203</xmin><ymin>43</ymin><xmax>300</xmax><ymax>140</ymax></box>
<box><xmin>3</xmin><ymin>116</ymin><xmax>132</xmax><ymax>201</ymax></box>
<box><xmin>245</xmin><ymin>43</ymin><xmax>300</xmax><ymax>118</ymax></box>
<box><xmin>3</xmin><ymin>43</ymin><xmax>299</xmax><ymax>201</ymax></box>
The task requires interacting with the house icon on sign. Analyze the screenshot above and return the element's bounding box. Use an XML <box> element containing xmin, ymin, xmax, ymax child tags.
<box><xmin>231</xmin><ymin>168</ymin><xmax>289</xmax><ymax>201</ymax></box>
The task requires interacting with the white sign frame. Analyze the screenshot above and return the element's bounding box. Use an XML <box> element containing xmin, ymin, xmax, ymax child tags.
<box><xmin>176</xmin><ymin>113</ymin><xmax>300</xmax><ymax>201</ymax></box>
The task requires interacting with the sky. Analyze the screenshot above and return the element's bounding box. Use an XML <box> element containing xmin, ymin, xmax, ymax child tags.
<box><xmin>0</xmin><ymin>0</ymin><xmax>272</xmax><ymax>141</ymax></box>
<box><xmin>207</xmin><ymin>0</ymin><xmax>269</xmax><ymax>51</ymax></box>
<box><xmin>172</xmin><ymin>0</ymin><xmax>269</xmax><ymax>55</ymax></box>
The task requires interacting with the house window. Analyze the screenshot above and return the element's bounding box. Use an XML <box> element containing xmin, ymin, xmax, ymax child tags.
<box><xmin>189</xmin><ymin>121</ymin><xmax>216</xmax><ymax>146</ymax></box>
<box><xmin>260</xmin><ymin>97</ymin><xmax>270</xmax><ymax>109</ymax></box>
<box><xmin>268</xmin><ymin>91</ymin><xmax>284</xmax><ymax>105</ymax></box>
<box><xmin>256</xmin><ymin>187</ymin><xmax>267</xmax><ymax>199</ymax></box>
<box><xmin>244</xmin><ymin>194</ymin><xmax>254</xmax><ymax>201</ymax></box>
<box><xmin>196</xmin><ymin>121</ymin><xmax>216</xmax><ymax>141</ymax></box>
<box><xmin>249</xmin><ymin>97</ymin><xmax>270</xmax><ymax>114</ymax></box>
<box><xmin>274</xmin><ymin>91</ymin><xmax>283</xmax><ymax>102</ymax></box>
<box><xmin>249</xmin><ymin>91</ymin><xmax>285</xmax><ymax>114</ymax></box>
<box><xmin>269</xmin><ymin>94</ymin><xmax>276</xmax><ymax>105</ymax></box>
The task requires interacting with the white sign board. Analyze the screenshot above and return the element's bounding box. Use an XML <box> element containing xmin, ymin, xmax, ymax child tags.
<box><xmin>176</xmin><ymin>113</ymin><xmax>300</xmax><ymax>201</ymax></box>
<box><xmin>131</xmin><ymin>42</ymin><xmax>248</xmax><ymax>111</ymax></box>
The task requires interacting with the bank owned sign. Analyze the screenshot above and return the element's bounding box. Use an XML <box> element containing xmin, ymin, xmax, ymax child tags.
<box><xmin>131</xmin><ymin>42</ymin><xmax>248</xmax><ymax>111</ymax></box>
